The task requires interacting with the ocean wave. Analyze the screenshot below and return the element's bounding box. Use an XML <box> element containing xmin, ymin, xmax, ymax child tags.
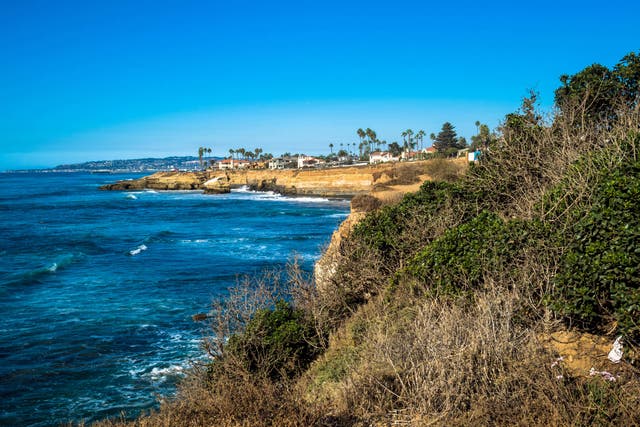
<box><xmin>5</xmin><ymin>253</ymin><xmax>77</xmax><ymax>286</ymax></box>
<box><xmin>129</xmin><ymin>244</ymin><xmax>148</xmax><ymax>256</ymax></box>
<box><xmin>180</xmin><ymin>239</ymin><xmax>210</xmax><ymax>244</ymax></box>
<box><xmin>149</xmin><ymin>365</ymin><xmax>184</xmax><ymax>378</ymax></box>
<box><xmin>142</xmin><ymin>230</ymin><xmax>176</xmax><ymax>244</ymax></box>
<box><xmin>231</xmin><ymin>187</ymin><xmax>344</xmax><ymax>204</ymax></box>
<box><xmin>125</xmin><ymin>193</ymin><xmax>137</xmax><ymax>200</ymax></box>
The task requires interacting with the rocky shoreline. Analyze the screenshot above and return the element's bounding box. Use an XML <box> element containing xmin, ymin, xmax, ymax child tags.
<box><xmin>99</xmin><ymin>160</ymin><xmax>455</xmax><ymax>197</ymax></box>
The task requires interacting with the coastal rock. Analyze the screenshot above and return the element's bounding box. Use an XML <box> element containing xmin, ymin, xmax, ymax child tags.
<box><xmin>203</xmin><ymin>176</ymin><xmax>231</xmax><ymax>194</ymax></box>
<box><xmin>100</xmin><ymin>171</ymin><xmax>207</xmax><ymax>191</ymax></box>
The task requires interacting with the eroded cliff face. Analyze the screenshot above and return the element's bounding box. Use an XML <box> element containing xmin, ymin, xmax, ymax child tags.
<box><xmin>313</xmin><ymin>203</ymin><xmax>369</xmax><ymax>290</ymax></box>
<box><xmin>229</xmin><ymin>167</ymin><xmax>375</xmax><ymax>197</ymax></box>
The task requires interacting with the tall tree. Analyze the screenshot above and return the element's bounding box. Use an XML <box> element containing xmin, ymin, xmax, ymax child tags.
<box><xmin>357</xmin><ymin>128</ymin><xmax>365</xmax><ymax>151</ymax></box>
<box><xmin>388</xmin><ymin>142</ymin><xmax>402</xmax><ymax>157</ymax></box>
<box><xmin>470</xmin><ymin>123</ymin><xmax>496</xmax><ymax>151</ymax></box>
<box><xmin>365</xmin><ymin>128</ymin><xmax>376</xmax><ymax>155</ymax></box>
<box><xmin>329</xmin><ymin>143</ymin><xmax>334</xmax><ymax>154</ymax></box>
<box><xmin>401</xmin><ymin>129</ymin><xmax>414</xmax><ymax>153</ymax></box>
<box><xmin>416</xmin><ymin>130</ymin><xmax>425</xmax><ymax>150</ymax></box>
<box><xmin>553</xmin><ymin>51</ymin><xmax>640</xmax><ymax>123</ymax></box>
<box><xmin>433</xmin><ymin>122</ymin><xmax>462</xmax><ymax>152</ymax></box>
<box><xmin>198</xmin><ymin>147</ymin><xmax>205</xmax><ymax>169</ymax></box>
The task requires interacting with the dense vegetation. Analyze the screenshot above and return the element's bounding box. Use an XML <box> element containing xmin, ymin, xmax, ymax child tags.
<box><xmin>95</xmin><ymin>52</ymin><xmax>640</xmax><ymax>427</ymax></box>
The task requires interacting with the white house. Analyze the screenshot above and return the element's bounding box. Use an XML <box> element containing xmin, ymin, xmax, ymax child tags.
<box><xmin>297</xmin><ymin>155</ymin><xmax>324</xmax><ymax>169</ymax></box>
<box><xmin>369</xmin><ymin>151</ymin><xmax>398</xmax><ymax>164</ymax></box>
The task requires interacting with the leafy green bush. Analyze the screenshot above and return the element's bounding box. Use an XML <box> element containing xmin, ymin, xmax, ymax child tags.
<box><xmin>551</xmin><ymin>160</ymin><xmax>640</xmax><ymax>338</ymax></box>
<box><xmin>351</xmin><ymin>181</ymin><xmax>474</xmax><ymax>263</ymax></box>
<box><xmin>402</xmin><ymin>211</ymin><xmax>548</xmax><ymax>296</ymax></box>
<box><xmin>224</xmin><ymin>299</ymin><xmax>321</xmax><ymax>380</ymax></box>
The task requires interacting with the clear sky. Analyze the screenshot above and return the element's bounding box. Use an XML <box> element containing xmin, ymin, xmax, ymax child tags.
<box><xmin>1</xmin><ymin>0</ymin><xmax>639</xmax><ymax>170</ymax></box>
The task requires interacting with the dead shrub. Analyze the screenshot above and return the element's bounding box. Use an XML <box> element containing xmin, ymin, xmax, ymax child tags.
<box><xmin>350</xmin><ymin>194</ymin><xmax>382</xmax><ymax>213</ymax></box>
<box><xmin>423</xmin><ymin>157</ymin><xmax>465</xmax><ymax>182</ymax></box>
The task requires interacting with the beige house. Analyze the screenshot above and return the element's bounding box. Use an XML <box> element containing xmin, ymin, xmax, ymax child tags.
<box><xmin>218</xmin><ymin>158</ymin><xmax>250</xmax><ymax>170</ymax></box>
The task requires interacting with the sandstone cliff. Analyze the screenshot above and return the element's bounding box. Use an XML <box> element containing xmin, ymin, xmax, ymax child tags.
<box><xmin>100</xmin><ymin>160</ymin><xmax>454</xmax><ymax>197</ymax></box>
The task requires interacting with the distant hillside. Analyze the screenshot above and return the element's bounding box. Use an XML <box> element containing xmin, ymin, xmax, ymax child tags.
<box><xmin>51</xmin><ymin>156</ymin><xmax>217</xmax><ymax>172</ymax></box>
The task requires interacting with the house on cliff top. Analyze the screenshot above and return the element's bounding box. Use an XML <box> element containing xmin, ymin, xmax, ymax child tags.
<box><xmin>370</xmin><ymin>151</ymin><xmax>399</xmax><ymax>164</ymax></box>
<box><xmin>268</xmin><ymin>156</ymin><xmax>297</xmax><ymax>170</ymax></box>
<box><xmin>218</xmin><ymin>158</ymin><xmax>250</xmax><ymax>170</ymax></box>
<box><xmin>297</xmin><ymin>155</ymin><xmax>325</xmax><ymax>169</ymax></box>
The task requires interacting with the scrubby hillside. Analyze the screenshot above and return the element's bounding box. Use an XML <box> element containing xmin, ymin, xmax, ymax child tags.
<box><xmin>94</xmin><ymin>53</ymin><xmax>640</xmax><ymax>427</ymax></box>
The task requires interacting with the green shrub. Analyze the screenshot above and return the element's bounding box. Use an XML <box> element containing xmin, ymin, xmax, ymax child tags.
<box><xmin>401</xmin><ymin>211</ymin><xmax>550</xmax><ymax>298</ymax></box>
<box><xmin>551</xmin><ymin>160</ymin><xmax>640</xmax><ymax>338</ymax></box>
<box><xmin>224</xmin><ymin>299</ymin><xmax>322</xmax><ymax>380</ymax></box>
<box><xmin>314</xmin><ymin>346</ymin><xmax>359</xmax><ymax>384</ymax></box>
<box><xmin>351</xmin><ymin>181</ymin><xmax>474</xmax><ymax>263</ymax></box>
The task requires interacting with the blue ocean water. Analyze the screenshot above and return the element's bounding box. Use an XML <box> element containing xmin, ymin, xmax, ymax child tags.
<box><xmin>0</xmin><ymin>172</ymin><xmax>350</xmax><ymax>426</ymax></box>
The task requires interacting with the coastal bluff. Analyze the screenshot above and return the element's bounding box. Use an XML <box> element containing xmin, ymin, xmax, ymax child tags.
<box><xmin>99</xmin><ymin>161</ymin><xmax>451</xmax><ymax>197</ymax></box>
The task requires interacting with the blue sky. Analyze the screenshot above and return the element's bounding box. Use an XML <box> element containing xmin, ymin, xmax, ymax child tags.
<box><xmin>1</xmin><ymin>0</ymin><xmax>639</xmax><ymax>170</ymax></box>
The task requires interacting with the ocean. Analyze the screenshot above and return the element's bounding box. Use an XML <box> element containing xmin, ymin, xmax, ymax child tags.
<box><xmin>0</xmin><ymin>172</ymin><xmax>350</xmax><ymax>426</ymax></box>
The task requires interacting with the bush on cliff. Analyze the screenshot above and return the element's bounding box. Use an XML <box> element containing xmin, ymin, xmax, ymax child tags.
<box><xmin>551</xmin><ymin>158</ymin><xmax>640</xmax><ymax>338</ymax></box>
<box><xmin>223</xmin><ymin>299</ymin><xmax>322</xmax><ymax>380</ymax></box>
<box><xmin>402</xmin><ymin>212</ymin><xmax>549</xmax><ymax>298</ymax></box>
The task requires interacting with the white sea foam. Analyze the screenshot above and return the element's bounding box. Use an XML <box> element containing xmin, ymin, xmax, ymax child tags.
<box><xmin>147</xmin><ymin>365</ymin><xmax>186</xmax><ymax>382</ymax></box>
<box><xmin>129</xmin><ymin>244</ymin><xmax>148</xmax><ymax>256</ymax></box>
<box><xmin>180</xmin><ymin>239</ymin><xmax>210</xmax><ymax>244</ymax></box>
<box><xmin>125</xmin><ymin>193</ymin><xmax>138</xmax><ymax>200</ymax></box>
<box><xmin>232</xmin><ymin>185</ymin><xmax>252</xmax><ymax>193</ymax></box>
<box><xmin>47</xmin><ymin>263</ymin><xmax>58</xmax><ymax>272</ymax></box>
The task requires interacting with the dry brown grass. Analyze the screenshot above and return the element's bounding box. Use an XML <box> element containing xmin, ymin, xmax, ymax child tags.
<box><xmin>306</xmin><ymin>278</ymin><xmax>640</xmax><ymax>426</ymax></box>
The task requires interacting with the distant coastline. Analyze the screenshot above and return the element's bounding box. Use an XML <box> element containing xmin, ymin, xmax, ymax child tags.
<box><xmin>2</xmin><ymin>155</ymin><xmax>209</xmax><ymax>174</ymax></box>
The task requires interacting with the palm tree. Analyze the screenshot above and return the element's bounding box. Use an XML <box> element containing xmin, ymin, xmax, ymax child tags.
<box><xmin>365</xmin><ymin>128</ymin><xmax>377</xmax><ymax>156</ymax></box>
<box><xmin>198</xmin><ymin>146</ymin><xmax>205</xmax><ymax>169</ymax></box>
<box><xmin>229</xmin><ymin>148</ymin><xmax>234</xmax><ymax>160</ymax></box>
<box><xmin>416</xmin><ymin>130</ymin><xmax>425</xmax><ymax>151</ymax></box>
<box><xmin>401</xmin><ymin>129</ymin><xmax>414</xmax><ymax>155</ymax></box>
<box><xmin>357</xmin><ymin>128</ymin><xmax>365</xmax><ymax>147</ymax></box>
<box><xmin>329</xmin><ymin>143</ymin><xmax>334</xmax><ymax>154</ymax></box>
<box><xmin>475</xmin><ymin>120</ymin><xmax>481</xmax><ymax>135</ymax></box>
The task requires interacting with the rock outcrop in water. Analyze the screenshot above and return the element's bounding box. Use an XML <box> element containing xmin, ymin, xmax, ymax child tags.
<box><xmin>100</xmin><ymin>171</ymin><xmax>208</xmax><ymax>191</ymax></box>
